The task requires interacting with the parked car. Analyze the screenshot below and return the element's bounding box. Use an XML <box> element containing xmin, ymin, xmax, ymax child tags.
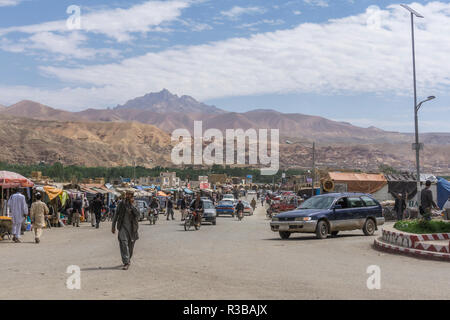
<box><xmin>216</xmin><ymin>200</ymin><xmax>235</xmax><ymax>216</ymax></box>
<box><xmin>270</xmin><ymin>193</ymin><xmax>385</xmax><ymax>240</ymax></box>
<box><xmin>201</xmin><ymin>200</ymin><xmax>217</xmax><ymax>225</ymax></box>
<box><xmin>222</xmin><ymin>194</ymin><xmax>235</xmax><ymax>202</ymax></box>
<box><xmin>135</xmin><ymin>200</ymin><xmax>149</xmax><ymax>221</ymax></box>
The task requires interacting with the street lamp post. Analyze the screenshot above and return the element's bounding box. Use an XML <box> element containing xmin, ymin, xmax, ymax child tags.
<box><xmin>400</xmin><ymin>4</ymin><xmax>435</xmax><ymax>208</ymax></box>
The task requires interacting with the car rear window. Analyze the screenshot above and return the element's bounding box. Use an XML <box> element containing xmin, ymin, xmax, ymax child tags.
<box><xmin>348</xmin><ymin>197</ymin><xmax>364</xmax><ymax>208</ymax></box>
<box><xmin>361</xmin><ymin>196</ymin><xmax>378</xmax><ymax>207</ymax></box>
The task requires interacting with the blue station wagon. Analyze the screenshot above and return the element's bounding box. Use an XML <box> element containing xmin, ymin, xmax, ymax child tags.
<box><xmin>216</xmin><ymin>200</ymin><xmax>235</xmax><ymax>216</ymax></box>
<box><xmin>270</xmin><ymin>193</ymin><xmax>385</xmax><ymax>239</ymax></box>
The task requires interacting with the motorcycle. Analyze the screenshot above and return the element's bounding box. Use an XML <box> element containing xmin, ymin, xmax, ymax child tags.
<box><xmin>149</xmin><ymin>208</ymin><xmax>159</xmax><ymax>225</ymax></box>
<box><xmin>237</xmin><ymin>209</ymin><xmax>244</xmax><ymax>221</ymax></box>
<box><xmin>184</xmin><ymin>210</ymin><xmax>202</xmax><ymax>231</ymax></box>
<box><xmin>266</xmin><ymin>208</ymin><xmax>273</xmax><ymax>219</ymax></box>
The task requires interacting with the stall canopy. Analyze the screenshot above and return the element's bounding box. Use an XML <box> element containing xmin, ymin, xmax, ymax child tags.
<box><xmin>43</xmin><ymin>186</ymin><xmax>63</xmax><ymax>201</ymax></box>
<box><xmin>328</xmin><ymin>172</ymin><xmax>387</xmax><ymax>194</ymax></box>
<box><xmin>0</xmin><ymin>171</ymin><xmax>34</xmax><ymax>188</ymax></box>
<box><xmin>157</xmin><ymin>191</ymin><xmax>167</xmax><ymax>197</ymax></box>
<box><xmin>385</xmin><ymin>173</ymin><xmax>418</xmax><ymax>200</ymax></box>
<box><xmin>183</xmin><ymin>188</ymin><xmax>193</xmax><ymax>194</ymax></box>
<box><xmin>437</xmin><ymin>177</ymin><xmax>450</xmax><ymax>209</ymax></box>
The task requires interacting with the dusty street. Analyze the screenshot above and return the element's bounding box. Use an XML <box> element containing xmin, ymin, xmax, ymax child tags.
<box><xmin>1</xmin><ymin>201</ymin><xmax>449</xmax><ymax>300</ymax></box>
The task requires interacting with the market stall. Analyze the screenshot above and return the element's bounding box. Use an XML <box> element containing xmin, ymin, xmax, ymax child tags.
<box><xmin>0</xmin><ymin>171</ymin><xmax>34</xmax><ymax>216</ymax></box>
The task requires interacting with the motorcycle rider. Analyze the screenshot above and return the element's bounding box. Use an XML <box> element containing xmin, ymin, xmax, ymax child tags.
<box><xmin>149</xmin><ymin>195</ymin><xmax>160</xmax><ymax>218</ymax></box>
<box><xmin>190</xmin><ymin>194</ymin><xmax>204</xmax><ymax>227</ymax></box>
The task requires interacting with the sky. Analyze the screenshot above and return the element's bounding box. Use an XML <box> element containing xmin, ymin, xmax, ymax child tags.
<box><xmin>0</xmin><ymin>0</ymin><xmax>449</xmax><ymax>133</ymax></box>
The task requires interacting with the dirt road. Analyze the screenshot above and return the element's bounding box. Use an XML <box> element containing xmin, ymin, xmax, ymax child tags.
<box><xmin>1</xmin><ymin>203</ymin><xmax>449</xmax><ymax>299</ymax></box>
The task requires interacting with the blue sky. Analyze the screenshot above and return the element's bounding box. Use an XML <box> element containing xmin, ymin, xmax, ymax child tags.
<box><xmin>0</xmin><ymin>0</ymin><xmax>449</xmax><ymax>133</ymax></box>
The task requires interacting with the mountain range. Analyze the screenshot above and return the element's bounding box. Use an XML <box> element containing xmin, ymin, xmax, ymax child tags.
<box><xmin>0</xmin><ymin>89</ymin><xmax>449</xmax><ymax>172</ymax></box>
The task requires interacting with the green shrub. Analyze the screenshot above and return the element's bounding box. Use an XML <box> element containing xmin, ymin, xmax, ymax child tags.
<box><xmin>394</xmin><ymin>219</ymin><xmax>450</xmax><ymax>234</ymax></box>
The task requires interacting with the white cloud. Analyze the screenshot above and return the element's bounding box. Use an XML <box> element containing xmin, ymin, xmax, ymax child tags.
<box><xmin>237</xmin><ymin>19</ymin><xmax>285</xmax><ymax>29</ymax></box>
<box><xmin>0</xmin><ymin>32</ymin><xmax>120</xmax><ymax>59</ymax></box>
<box><xmin>1</xmin><ymin>2</ymin><xmax>450</xmax><ymax>118</ymax></box>
<box><xmin>220</xmin><ymin>6</ymin><xmax>266</xmax><ymax>20</ymax></box>
<box><xmin>0</xmin><ymin>0</ymin><xmax>191</xmax><ymax>41</ymax></box>
<box><xmin>304</xmin><ymin>0</ymin><xmax>329</xmax><ymax>8</ymax></box>
<box><xmin>0</xmin><ymin>0</ymin><xmax>22</xmax><ymax>7</ymax></box>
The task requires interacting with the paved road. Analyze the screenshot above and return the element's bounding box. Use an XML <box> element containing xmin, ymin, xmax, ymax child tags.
<box><xmin>1</xmin><ymin>201</ymin><xmax>449</xmax><ymax>300</ymax></box>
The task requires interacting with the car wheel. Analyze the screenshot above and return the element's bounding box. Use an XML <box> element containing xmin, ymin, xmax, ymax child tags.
<box><xmin>363</xmin><ymin>219</ymin><xmax>376</xmax><ymax>236</ymax></box>
<box><xmin>316</xmin><ymin>220</ymin><xmax>329</xmax><ymax>239</ymax></box>
<box><xmin>279</xmin><ymin>231</ymin><xmax>291</xmax><ymax>239</ymax></box>
<box><xmin>212</xmin><ymin>219</ymin><xmax>216</xmax><ymax>225</ymax></box>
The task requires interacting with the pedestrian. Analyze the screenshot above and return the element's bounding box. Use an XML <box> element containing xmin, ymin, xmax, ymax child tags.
<box><xmin>180</xmin><ymin>196</ymin><xmax>187</xmax><ymax>221</ymax></box>
<box><xmin>261</xmin><ymin>196</ymin><xmax>264</xmax><ymax>207</ymax></box>
<box><xmin>166</xmin><ymin>196</ymin><xmax>174</xmax><ymax>220</ymax></box>
<box><xmin>30</xmin><ymin>193</ymin><xmax>49</xmax><ymax>243</ymax></box>
<box><xmin>112</xmin><ymin>191</ymin><xmax>140</xmax><ymax>270</ymax></box>
<box><xmin>109</xmin><ymin>200</ymin><xmax>117</xmax><ymax>221</ymax></box>
<box><xmin>251</xmin><ymin>198</ymin><xmax>257</xmax><ymax>211</ymax></box>
<box><xmin>394</xmin><ymin>192</ymin><xmax>406</xmax><ymax>221</ymax></box>
<box><xmin>420</xmin><ymin>180</ymin><xmax>438</xmax><ymax>221</ymax></box>
<box><xmin>72</xmin><ymin>196</ymin><xmax>82</xmax><ymax>227</ymax></box>
<box><xmin>92</xmin><ymin>194</ymin><xmax>103</xmax><ymax>228</ymax></box>
<box><xmin>443</xmin><ymin>195</ymin><xmax>450</xmax><ymax>220</ymax></box>
<box><xmin>7</xmin><ymin>188</ymin><xmax>28</xmax><ymax>243</ymax></box>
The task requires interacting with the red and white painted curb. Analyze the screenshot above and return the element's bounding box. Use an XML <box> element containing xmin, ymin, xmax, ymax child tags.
<box><xmin>374</xmin><ymin>238</ymin><xmax>450</xmax><ymax>262</ymax></box>
<box><xmin>381</xmin><ymin>228</ymin><xmax>450</xmax><ymax>252</ymax></box>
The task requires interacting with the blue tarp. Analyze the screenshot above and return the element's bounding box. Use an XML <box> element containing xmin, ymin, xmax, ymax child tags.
<box><xmin>184</xmin><ymin>188</ymin><xmax>193</xmax><ymax>194</ymax></box>
<box><xmin>437</xmin><ymin>177</ymin><xmax>450</xmax><ymax>209</ymax></box>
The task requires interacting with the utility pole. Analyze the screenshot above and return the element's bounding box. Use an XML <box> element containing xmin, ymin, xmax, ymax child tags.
<box><xmin>312</xmin><ymin>142</ymin><xmax>316</xmax><ymax>197</ymax></box>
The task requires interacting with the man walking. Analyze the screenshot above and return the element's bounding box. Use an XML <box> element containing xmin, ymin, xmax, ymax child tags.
<box><xmin>92</xmin><ymin>194</ymin><xmax>103</xmax><ymax>229</ymax></box>
<box><xmin>420</xmin><ymin>180</ymin><xmax>438</xmax><ymax>221</ymax></box>
<box><xmin>180</xmin><ymin>196</ymin><xmax>187</xmax><ymax>221</ymax></box>
<box><xmin>72</xmin><ymin>196</ymin><xmax>82</xmax><ymax>227</ymax></box>
<box><xmin>30</xmin><ymin>193</ymin><xmax>49</xmax><ymax>243</ymax></box>
<box><xmin>7</xmin><ymin>189</ymin><xmax>28</xmax><ymax>243</ymax></box>
<box><xmin>112</xmin><ymin>191</ymin><xmax>140</xmax><ymax>270</ymax></box>
<box><xmin>394</xmin><ymin>192</ymin><xmax>406</xmax><ymax>221</ymax></box>
<box><xmin>166</xmin><ymin>196</ymin><xmax>174</xmax><ymax>220</ymax></box>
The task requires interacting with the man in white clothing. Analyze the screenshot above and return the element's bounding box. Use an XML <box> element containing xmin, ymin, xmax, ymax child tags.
<box><xmin>7</xmin><ymin>189</ymin><xmax>28</xmax><ymax>243</ymax></box>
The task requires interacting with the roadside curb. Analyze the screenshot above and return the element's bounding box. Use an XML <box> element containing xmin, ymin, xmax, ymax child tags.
<box><xmin>381</xmin><ymin>225</ymin><xmax>450</xmax><ymax>252</ymax></box>
<box><xmin>373</xmin><ymin>238</ymin><xmax>450</xmax><ymax>262</ymax></box>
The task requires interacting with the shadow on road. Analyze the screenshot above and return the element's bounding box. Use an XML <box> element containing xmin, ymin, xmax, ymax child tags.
<box><xmin>262</xmin><ymin>234</ymin><xmax>364</xmax><ymax>242</ymax></box>
<box><xmin>81</xmin><ymin>265</ymin><xmax>123</xmax><ymax>271</ymax></box>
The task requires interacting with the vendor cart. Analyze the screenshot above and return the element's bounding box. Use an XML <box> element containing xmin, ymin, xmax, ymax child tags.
<box><xmin>0</xmin><ymin>216</ymin><xmax>12</xmax><ymax>240</ymax></box>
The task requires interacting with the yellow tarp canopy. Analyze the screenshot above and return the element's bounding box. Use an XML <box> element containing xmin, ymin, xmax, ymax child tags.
<box><xmin>43</xmin><ymin>186</ymin><xmax>63</xmax><ymax>201</ymax></box>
